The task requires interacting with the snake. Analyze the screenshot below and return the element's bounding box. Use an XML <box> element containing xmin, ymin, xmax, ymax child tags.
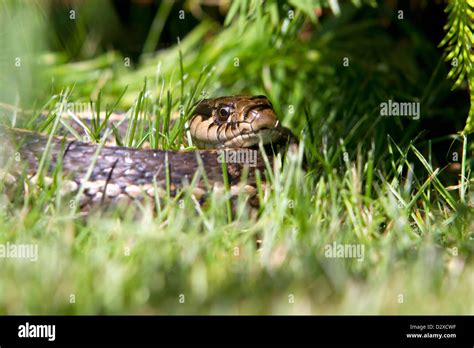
<box><xmin>0</xmin><ymin>95</ymin><xmax>294</xmax><ymax>209</ymax></box>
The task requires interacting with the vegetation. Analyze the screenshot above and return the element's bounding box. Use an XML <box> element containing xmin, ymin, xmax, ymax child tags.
<box><xmin>0</xmin><ymin>0</ymin><xmax>472</xmax><ymax>314</ymax></box>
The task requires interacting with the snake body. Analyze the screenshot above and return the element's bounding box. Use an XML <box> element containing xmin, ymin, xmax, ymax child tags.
<box><xmin>1</xmin><ymin>96</ymin><xmax>293</xmax><ymax>208</ymax></box>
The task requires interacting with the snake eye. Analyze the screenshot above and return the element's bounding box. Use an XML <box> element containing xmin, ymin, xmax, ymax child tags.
<box><xmin>218</xmin><ymin>107</ymin><xmax>230</xmax><ymax>121</ymax></box>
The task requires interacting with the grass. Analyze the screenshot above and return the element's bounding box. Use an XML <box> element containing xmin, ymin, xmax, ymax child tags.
<box><xmin>0</xmin><ymin>0</ymin><xmax>473</xmax><ymax>314</ymax></box>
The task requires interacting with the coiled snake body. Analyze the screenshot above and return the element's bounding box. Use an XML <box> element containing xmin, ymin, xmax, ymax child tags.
<box><xmin>0</xmin><ymin>96</ymin><xmax>293</xmax><ymax>209</ymax></box>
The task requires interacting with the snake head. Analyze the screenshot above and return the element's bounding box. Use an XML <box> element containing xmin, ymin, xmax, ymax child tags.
<box><xmin>189</xmin><ymin>95</ymin><xmax>285</xmax><ymax>148</ymax></box>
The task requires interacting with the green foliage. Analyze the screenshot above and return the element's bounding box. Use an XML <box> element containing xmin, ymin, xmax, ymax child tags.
<box><xmin>0</xmin><ymin>121</ymin><xmax>472</xmax><ymax>314</ymax></box>
<box><xmin>0</xmin><ymin>0</ymin><xmax>472</xmax><ymax>315</ymax></box>
<box><xmin>439</xmin><ymin>0</ymin><xmax>474</xmax><ymax>134</ymax></box>
<box><xmin>0</xmin><ymin>0</ymin><xmax>47</xmax><ymax>109</ymax></box>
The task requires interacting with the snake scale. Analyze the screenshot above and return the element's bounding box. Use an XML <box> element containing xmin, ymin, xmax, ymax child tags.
<box><xmin>0</xmin><ymin>96</ymin><xmax>294</xmax><ymax>209</ymax></box>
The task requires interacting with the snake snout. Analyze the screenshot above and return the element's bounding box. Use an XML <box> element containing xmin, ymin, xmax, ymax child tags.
<box><xmin>248</xmin><ymin>107</ymin><xmax>279</xmax><ymax>132</ymax></box>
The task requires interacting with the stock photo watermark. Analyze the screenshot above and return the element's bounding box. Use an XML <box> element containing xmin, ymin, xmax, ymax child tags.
<box><xmin>380</xmin><ymin>99</ymin><xmax>420</xmax><ymax>120</ymax></box>
<box><xmin>324</xmin><ymin>241</ymin><xmax>364</xmax><ymax>262</ymax></box>
<box><xmin>53</xmin><ymin>101</ymin><xmax>95</xmax><ymax>115</ymax></box>
<box><xmin>217</xmin><ymin>149</ymin><xmax>258</xmax><ymax>167</ymax></box>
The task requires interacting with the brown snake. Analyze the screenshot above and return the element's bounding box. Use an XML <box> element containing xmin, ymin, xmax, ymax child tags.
<box><xmin>0</xmin><ymin>96</ymin><xmax>294</xmax><ymax>209</ymax></box>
